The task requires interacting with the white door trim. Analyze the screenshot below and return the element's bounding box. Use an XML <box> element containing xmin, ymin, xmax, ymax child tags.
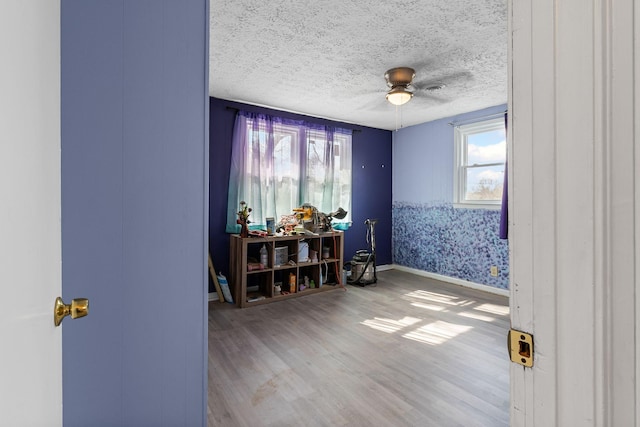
<box><xmin>509</xmin><ymin>0</ymin><xmax>639</xmax><ymax>425</ymax></box>
<box><xmin>0</xmin><ymin>1</ymin><xmax>62</xmax><ymax>425</ymax></box>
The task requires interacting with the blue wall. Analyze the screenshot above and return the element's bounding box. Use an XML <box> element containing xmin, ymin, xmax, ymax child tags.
<box><xmin>392</xmin><ymin>105</ymin><xmax>509</xmax><ymax>289</ymax></box>
<box><xmin>61</xmin><ymin>1</ymin><xmax>208</xmax><ymax>425</ymax></box>
<box><xmin>209</xmin><ymin>97</ymin><xmax>393</xmax><ymax>284</ymax></box>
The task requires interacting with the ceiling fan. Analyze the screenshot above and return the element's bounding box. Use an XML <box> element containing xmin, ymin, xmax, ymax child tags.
<box><xmin>385</xmin><ymin>67</ymin><xmax>415</xmax><ymax>106</ymax></box>
<box><xmin>384</xmin><ymin>66</ymin><xmax>450</xmax><ymax>106</ymax></box>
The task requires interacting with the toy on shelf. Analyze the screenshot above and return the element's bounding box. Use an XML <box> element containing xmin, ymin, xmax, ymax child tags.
<box><xmin>293</xmin><ymin>204</ymin><xmax>348</xmax><ymax>233</ymax></box>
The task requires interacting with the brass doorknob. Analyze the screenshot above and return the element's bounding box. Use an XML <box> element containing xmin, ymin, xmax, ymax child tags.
<box><xmin>54</xmin><ymin>297</ymin><xmax>89</xmax><ymax>327</ymax></box>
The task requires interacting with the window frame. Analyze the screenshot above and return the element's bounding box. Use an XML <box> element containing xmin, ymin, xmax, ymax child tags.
<box><xmin>453</xmin><ymin>117</ymin><xmax>506</xmax><ymax>209</ymax></box>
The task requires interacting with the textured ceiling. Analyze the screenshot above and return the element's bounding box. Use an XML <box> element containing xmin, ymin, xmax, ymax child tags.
<box><xmin>210</xmin><ymin>0</ymin><xmax>507</xmax><ymax>131</ymax></box>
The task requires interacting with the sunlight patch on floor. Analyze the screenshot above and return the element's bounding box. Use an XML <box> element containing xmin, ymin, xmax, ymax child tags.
<box><xmin>410</xmin><ymin>301</ymin><xmax>446</xmax><ymax>311</ymax></box>
<box><xmin>474</xmin><ymin>303</ymin><xmax>509</xmax><ymax>316</ymax></box>
<box><xmin>360</xmin><ymin>316</ymin><xmax>421</xmax><ymax>334</ymax></box>
<box><xmin>404</xmin><ymin>290</ymin><xmax>463</xmax><ymax>306</ymax></box>
<box><xmin>458</xmin><ymin>311</ymin><xmax>497</xmax><ymax>322</ymax></box>
<box><xmin>402</xmin><ymin>320</ymin><xmax>472</xmax><ymax>345</ymax></box>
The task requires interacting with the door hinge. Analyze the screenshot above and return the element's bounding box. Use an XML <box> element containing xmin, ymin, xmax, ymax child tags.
<box><xmin>508</xmin><ymin>329</ymin><xmax>534</xmax><ymax>367</ymax></box>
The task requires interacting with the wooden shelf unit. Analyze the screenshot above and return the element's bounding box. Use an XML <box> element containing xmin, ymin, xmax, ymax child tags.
<box><xmin>229</xmin><ymin>232</ymin><xmax>344</xmax><ymax>308</ymax></box>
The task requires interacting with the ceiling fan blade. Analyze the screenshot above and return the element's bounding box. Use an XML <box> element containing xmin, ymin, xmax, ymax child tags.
<box><xmin>412</xmin><ymin>93</ymin><xmax>450</xmax><ymax>105</ymax></box>
<box><xmin>412</xmin><ymin>70</ymin><xmax>474</xmax><ymax>91</ymax></box>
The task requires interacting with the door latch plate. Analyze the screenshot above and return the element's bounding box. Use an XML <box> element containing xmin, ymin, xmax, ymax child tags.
<box><xmin>508</xmin><ymin>329</ymin><xmax>534</xmax><ymax>367</ymax></box>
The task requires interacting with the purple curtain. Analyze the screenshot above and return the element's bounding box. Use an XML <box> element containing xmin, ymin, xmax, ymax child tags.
<box><xmin>499</xmin><ymin>112</ymin><xmax>508</xmax><ymax>239</ymax></box>
<box><xmin>226</xmin><ymin>110</ymin><xmax>352</xmax><ymax>233</ymax></box>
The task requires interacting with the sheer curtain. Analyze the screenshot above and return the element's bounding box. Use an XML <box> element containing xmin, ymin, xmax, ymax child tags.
<box><xmin>226</xmin><ymin>111</ymin><xmax>352</xmax><ymax>233</ymax></box>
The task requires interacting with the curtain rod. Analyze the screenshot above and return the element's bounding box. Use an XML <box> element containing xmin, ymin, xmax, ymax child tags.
<box><xmin>448</xmin><ymin>110</ymin><xmax>507</xmax><ymax>127</ymax></box>
<box><xmin>224</xmin><ymin>106</ymin><xmax>362</xmax><ymax>133</ymax></box>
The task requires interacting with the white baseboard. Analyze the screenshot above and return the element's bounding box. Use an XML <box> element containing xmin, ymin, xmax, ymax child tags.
<box><xmin>388</xmin><ymin>264</ymin><xmax>510</xmax><ymax>297</ymax></box>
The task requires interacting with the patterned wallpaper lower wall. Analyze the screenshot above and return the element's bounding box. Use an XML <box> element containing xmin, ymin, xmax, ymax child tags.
<box><xmin>392</xmin><ymin>202</ymin><xmax>509</xmax><ymax>290</ymax></box>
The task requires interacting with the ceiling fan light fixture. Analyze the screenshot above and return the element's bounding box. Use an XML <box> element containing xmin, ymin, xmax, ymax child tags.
<box><xmin>386</xmin><ymin>86</ymin><xmax>413</xmax><ymax>106</ymax></box>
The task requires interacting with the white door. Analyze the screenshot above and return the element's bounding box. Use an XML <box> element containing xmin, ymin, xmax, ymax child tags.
<box><xmin>509</xmin><ymin>0</ymin><xmax>640</xmax><ymax>425</ymax></box>
<box><xmin>0</xmin><ymin>1</ymin><xmax>62</xmax><ymax>425</ymax></box>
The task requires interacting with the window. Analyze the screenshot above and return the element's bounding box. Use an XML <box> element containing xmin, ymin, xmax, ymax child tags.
<box><xmin>453</xmin><ymin>116</ymin><xmax>506</xmax><ymax>208</ymax></box>
<box><xmin>226</xmin><ymin>111</ymin><xmax>352</xmax><ymax>232</ymax></box>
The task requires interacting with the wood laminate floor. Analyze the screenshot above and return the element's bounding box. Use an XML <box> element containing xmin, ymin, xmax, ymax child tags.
<box><xmin>208</xmin><ymin>269</ymin><xmax>510</xmax><ymax>427</ymax></box>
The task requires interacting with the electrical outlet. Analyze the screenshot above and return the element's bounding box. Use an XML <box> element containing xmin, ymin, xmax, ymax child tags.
<box><xmin>490</xmin><ymin>266</ymin><xmax>499</xmax><ymax>277</ymax></box>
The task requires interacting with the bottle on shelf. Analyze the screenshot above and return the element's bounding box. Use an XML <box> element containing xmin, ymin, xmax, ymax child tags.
<box><xmin>260</xmin><ymin>244</ymin><xmax>268</xmax><ymax>267</ymax></box>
